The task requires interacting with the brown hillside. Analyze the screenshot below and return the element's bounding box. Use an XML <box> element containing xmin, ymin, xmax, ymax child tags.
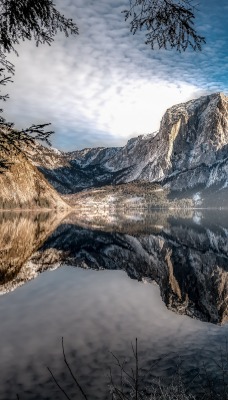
<box><xmin>0</xmin><ymin>129</ymin><xmax>69</xmax><ymax>209</ymax></box>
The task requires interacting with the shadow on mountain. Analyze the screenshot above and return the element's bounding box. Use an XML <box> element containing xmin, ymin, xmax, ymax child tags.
<box><xmin>38</xmin><ymin>162</ymin><xmax>136</xmax><ymax>194</ymax></box>
<box><xmin>0</xmin><ymin>159</ymin><xmax>12</xmax><ymax>172</ymax></box>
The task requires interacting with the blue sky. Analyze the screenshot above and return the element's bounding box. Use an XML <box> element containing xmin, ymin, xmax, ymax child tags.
<box><xmin>3</xmin><ymin>0</ymin><xmax>228</xmax><ymax>150</ymax></box>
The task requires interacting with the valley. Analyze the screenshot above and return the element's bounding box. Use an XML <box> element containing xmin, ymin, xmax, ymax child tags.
<box><xmin>1</xmin><ymin>93</ymin><xmax>228</xmax><ymax>210</ymax></box>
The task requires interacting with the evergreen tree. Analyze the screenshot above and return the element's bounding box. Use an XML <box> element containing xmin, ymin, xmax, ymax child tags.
<box><xmin>0</xmin><ymin>0</ymin><xmax>204</xmax><ymax>155</ymax></box>
<box><xmin>123</xmin><ymin>0</ymin><xmax>205</xmax><ymax>52</ymax></box>
<box><xmin>0</xmin><ymin>0</ymin><xmax>78</xmax><ymax>149</ymax></box>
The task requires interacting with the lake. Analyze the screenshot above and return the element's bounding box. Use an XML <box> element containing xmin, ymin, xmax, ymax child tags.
<box><xmin>0</xmin><ymin>209</ymin><xmax>227</xmax><ymax>399</ymax></box>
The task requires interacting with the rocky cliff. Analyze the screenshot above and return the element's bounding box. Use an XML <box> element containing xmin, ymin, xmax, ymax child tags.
<box><xmin>0</xmin><ymin>128</ymin><xmax>68</xmax><ymax>209</ymax></box>
<box><xmin>27</xmin><ymin>92</ymin><xmax>228</xmax><ymax>206</ymax></box>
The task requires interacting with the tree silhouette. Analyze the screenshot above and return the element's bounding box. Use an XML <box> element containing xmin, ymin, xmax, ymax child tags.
<box><xmin>0</xmin><ymin>0</ymin><xmax>78</xmax><ymax>70</ymax></box>
<box><xmin>0</xmin><ymin>0</ymin><xmax>78</xmax><ymax>152</ymax></box>
<box><xmin>0</xmin><ymin>0</ymin><xmax>205</xmax><ymax>156</ymax></box>
<box><xmin>123</xmin><ymin>0</ymin><xmax>205</xmax><ymax>52</ymax></box>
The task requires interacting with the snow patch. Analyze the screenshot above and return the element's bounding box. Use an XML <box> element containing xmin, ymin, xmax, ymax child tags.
<box><xmin>52</xmin><ymin>147</ymin><xmax>62</xmax><ymax>155</ymax></box>
<box><xmin>193</xmin><ymin>192</ymin><xmax>202</xmax><ymax>205</ymax></box>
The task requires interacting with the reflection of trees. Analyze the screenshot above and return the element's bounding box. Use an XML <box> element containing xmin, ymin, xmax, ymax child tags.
<box><xmin>0</xmin><ymin>212</ymin><xmax>65</xmax><ymax>289</ymax></box>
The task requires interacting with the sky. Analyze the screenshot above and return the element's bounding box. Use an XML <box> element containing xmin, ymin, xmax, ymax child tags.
<box><xmin>3</xmin><ymin>0</ymin><xmax>228</xmax><ymax>150</ymax></box>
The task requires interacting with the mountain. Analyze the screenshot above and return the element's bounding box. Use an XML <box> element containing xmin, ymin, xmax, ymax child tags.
<box><xmin>27</xmin><ymin>92</ymin><xmax>228</xmax><ymax>206</ymax></box>
<box><xmin>27</xmin><ymin>143</ymin><xmax>121</xmax><ymax>193</ymax></box>
<box><xmin>0</xmin><ymin>129</ymin><xmax>68</xmax><ymax>209</ymax></box>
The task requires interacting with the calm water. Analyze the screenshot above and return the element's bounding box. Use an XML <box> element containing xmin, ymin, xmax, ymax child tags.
<box><xmin>0</xmin><ymin>209</ymin><xmax>227</xmax><ymax>399</ymax></box>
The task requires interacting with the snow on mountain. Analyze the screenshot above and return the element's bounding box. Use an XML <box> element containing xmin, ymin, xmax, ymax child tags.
<box><xmin>25</xmin><ymin>92</ymin><xmax>228</xmax><ymax>204</ymax></box>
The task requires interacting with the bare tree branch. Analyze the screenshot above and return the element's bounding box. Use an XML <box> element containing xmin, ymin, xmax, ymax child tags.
<box><xmin>47</xmin><ymin>366</ymin><xmax>72</xmax><ymax>400</ymax></box>
<box><xmin>61</xmin><ymin>337</ymin><xmax>89</xmax><ymax>400</ymax></box>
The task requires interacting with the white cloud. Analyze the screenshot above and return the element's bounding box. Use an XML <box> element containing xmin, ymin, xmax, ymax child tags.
<box><xmin>2</xmin><ymin>0</ymin><xmax>228</xmax><ymax>150</ymax></box>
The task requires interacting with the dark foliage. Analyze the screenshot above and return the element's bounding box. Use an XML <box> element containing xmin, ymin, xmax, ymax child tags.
<box><xmin>0</xmin><ymin>69</ymin><xmax>12</xmax><ymax>130</ymax></box>
<box><xmin>0</xmin><ymin>123</ymin><xmax>54</xmax><ymax>171</ymax></box>
<box><xmin>0</xmin><ymin>123</ymin><xmax>53</xmax><ymax>147</ymax></box>
<box><xmin>123</xmin><ymin>0</ymin><xmax>205</xmax><ymax>51</ymax></box>
<box><xmin>0</xmin><ymin>0</ymin><xmax>78</xmax><ymax>62</ymax></box>
<box><xmin>0</xmin><ymin>123</ymin><xmax>53</xmax><ymax>154</ymax></box>
<box><xmin>0</xmin><ymin>0</ymin><xmax>78</xmax><ymax>158</ymax></box>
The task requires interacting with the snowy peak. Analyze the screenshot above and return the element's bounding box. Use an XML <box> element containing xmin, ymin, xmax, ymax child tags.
<box><xmin>26</xmin><ymin>92</ymin><xmax>228</xmax><ymax>202</ymax></box>
<box><xmin>103</xmin><ymin>92</ymin><xmax>228</xmax><ymax>184</ymax></box>
<box><xmin>67</xmin><ymin>147</ymin><xmax>120</xmax><ymax>167</ymax></box>
<box><xmin>160</xmin><ymin>92</ymin><xmax>228</xmax><ymax>171</ymax></box>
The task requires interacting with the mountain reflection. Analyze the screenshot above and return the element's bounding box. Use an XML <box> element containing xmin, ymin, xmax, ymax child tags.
<box><xmin>0</xmin><ymin>210</ymin><xmax>227</xmax><ymax>324</ymax></box>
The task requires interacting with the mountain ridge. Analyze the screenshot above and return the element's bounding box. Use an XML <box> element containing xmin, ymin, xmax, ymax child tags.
<box><xmin>25</xmin><ymin>92</ymin><xmax>228</xmax><ymax>206</ymax></box>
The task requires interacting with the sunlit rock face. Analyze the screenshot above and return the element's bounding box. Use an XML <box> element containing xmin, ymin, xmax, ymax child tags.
<box><xmin>0</xmin><ymin>132</ymin><xmax>68</xmax><ymax>209</ymax></box>
<box><xmin>19</xmin><ymin>211</ymin><xmax>227</xmax><ymax>325</ymax></box>
<box><xmin>27</xmin><ymin>93</ymin><xmax>228</xmax><ymax>204</ymax></box>
<box><xmin>102</xmin><ymin>92</ymin><xmax>228</xmax><ymax>184</ymax></box>
<box><xmin>152</xmin><ymin>92</ymin><xmax>228</xmax><ymax>176</ymax></box>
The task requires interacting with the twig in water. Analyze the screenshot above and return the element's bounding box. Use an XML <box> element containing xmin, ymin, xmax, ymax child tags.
<box><xmin>61</xmin><ymin>337</ymin><xmax>88</xmax><ymax>400</ymax></box>
<box><xmin>47</xmin><ymin>366</ymin><xmax>71</xmax><ymax>400</ymax></box>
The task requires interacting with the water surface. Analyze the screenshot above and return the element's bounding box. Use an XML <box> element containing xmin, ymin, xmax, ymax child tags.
<box><xmin>0</xmin><ymin>209</ymin><xmax>227</xmax><ymax>399</ymax></box>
